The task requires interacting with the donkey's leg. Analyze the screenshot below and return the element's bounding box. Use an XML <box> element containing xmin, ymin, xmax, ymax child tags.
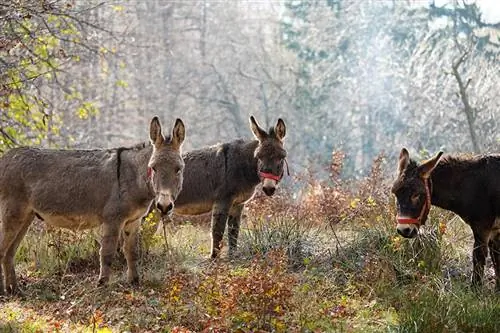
<box><xmin>4</xmin><ymin>216</ymin><xmax>32</xmax><ymax>295</ymax></box>
<box><xmin>0</xmin><ymin>207</ymin><xmax>32</xmax><ymax>295</ymax></box>
<box><xmin>227</xmin><ymin>204</ymin><xmax>244</xmax><ymax>258</ymax></box>
<box><xmin>98</xmin><ymin>222</ymin><xmax>121</xmax><ymax>285</ymax></box>
<box><xmin>471</xmin><ymin>227</ymin><xmax>489</xmax><ymax>288</ymax></box>
<box><xmin>210</xmin><ymin>201</ymin><xmax>231</xmax><ymax>259</ymax></box>
<box><xmin>0</xmin><ymin>221</ymin><xmax>8</xmax><ymax>295</ymax></box>
<box><xmin>121</xmin><ymin>220</ymin><xmax>140</xmax><ymax>284</ymax></box>
<box><xmin>488</xmin><ymin>232</ymin><xmax>500</xmax><ymax>292</ymax></box>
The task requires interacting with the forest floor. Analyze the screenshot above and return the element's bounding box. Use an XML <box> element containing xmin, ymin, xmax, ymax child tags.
<box><xmin>1</xmin><ymin>173</ymin><xmax>499</xmax><ymax>332</ymax></box>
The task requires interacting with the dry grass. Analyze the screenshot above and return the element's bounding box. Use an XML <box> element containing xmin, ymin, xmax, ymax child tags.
<box><xmin>1</xmin><ymin>152</ymin><xmax>499</xmax><ymax>332</ymax></box>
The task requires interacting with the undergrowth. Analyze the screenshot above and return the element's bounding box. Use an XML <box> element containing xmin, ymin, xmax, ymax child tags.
<box><xmin>2</xmin><ymin>152</ymin><xmax>499</xmax><ymax>332</ymax></box>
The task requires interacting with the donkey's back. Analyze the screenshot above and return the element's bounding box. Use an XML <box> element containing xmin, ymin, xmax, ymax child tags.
<box><xmin>175</xmin><ymin>139</ymin><xmax>259</xmax><ymax>216</ymax></box>
<box><xmin>434</xmin><ymin>154</ymin><xmax>500</xmax><ymax>220</ymax></box>
<box><xmin>0</xmin><ymin>147</ymin><xmax>119</xmax><ymax>225</ymax></box>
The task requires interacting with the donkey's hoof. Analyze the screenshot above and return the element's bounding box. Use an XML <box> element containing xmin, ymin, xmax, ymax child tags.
<box><xmin>97</xmin><ymin>277</ymin><xmax>109</xmax><ymax>286</ymax></box>
<box><xmin>6</xmin><ymin>286</ymin><xmax>25</xmax><ymax>298</ymax></box>
<box><xmin>127</xmin><ymin>276</ymin><xmax>140</xmax><ymax>286</ymax></box>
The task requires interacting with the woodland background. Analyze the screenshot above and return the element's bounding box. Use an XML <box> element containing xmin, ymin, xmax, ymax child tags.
<box><xmin>1</xmin><ymin>1</ymin><xmax>500</xmax><ymax>332</ymax></box>
<box><xmin>1</xmin><ymin>0</ymin><xmax>499</xmax><ymax>179</ymax></box>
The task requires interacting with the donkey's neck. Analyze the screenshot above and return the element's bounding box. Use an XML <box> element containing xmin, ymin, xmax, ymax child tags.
<box><xmin>429</xmin><ymin>158</ymin><xmax>470</xmax><ymax>215</ymax></box>
<box><xmin>119</xmin><ymin>143</ymin><xmax>155</xmax><ymax>201</ymax></box>
<box><xmin>241</xmin><ymin>140</ymin><xmax>261</xmax><ymax>185</ymax></box>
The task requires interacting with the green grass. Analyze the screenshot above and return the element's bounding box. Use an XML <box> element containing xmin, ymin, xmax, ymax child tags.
<box><xmin>388</xmin><ymin>285</ymin><xmax>500</xmax><ymax>333</ymax></box>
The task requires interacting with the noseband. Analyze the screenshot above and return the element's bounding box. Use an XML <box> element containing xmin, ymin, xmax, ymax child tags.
<box><xmin>259</xmin><ymin>159</ymin><xmax>290</xmax><ymax>183</ymax></box>
<box><xmin>397</xmin><ymin>177</ymin><xmax>432</xmax><ymax>226</ymax></box>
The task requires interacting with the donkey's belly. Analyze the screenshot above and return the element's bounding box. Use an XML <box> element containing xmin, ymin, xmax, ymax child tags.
<box><xmin>174</xmin><ymin>189</ymin><xmax>256</xmax><ymax>216</ymax></box>
<box><xmin>174</xmin><ymin>202</ymin><xmax>214</xmax><ymax>216</ymax></box>
<box><xmin>39</xmin><ymin>213</ymin><xmax>102</xmax><ymax>230</ymax></box>
<box><xmin>233</xmin><ymin>189</ymin><xmax>256</xmax><ymax>205</ymax></box>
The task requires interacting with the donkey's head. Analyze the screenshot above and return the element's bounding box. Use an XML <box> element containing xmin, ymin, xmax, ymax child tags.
<box><xmin>391</xmin><ymin>148</ymin><xmax>443</xmax><ymax>238</ymax></box>
<box><xmin>148</xmin><ymin>117</ymin><xmax>185</xmax><ymax>215</ymax></box>
<box><xmin>250</xmin><ymin>116</ymin><xmax>287</xmax><ymax>196</ymax></box>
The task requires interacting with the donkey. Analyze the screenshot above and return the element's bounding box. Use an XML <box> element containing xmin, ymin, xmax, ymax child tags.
<box><xmin>172</xmin><ymin>116</ymin><xmax>287</xmax><ymax>258</ymax></box>
<box><xmin>0</xmin><ymin>117</ymin><xmax>185</xmax><ymax>294</ymax></box>
<box><xmin>391</xmin><ymin>148</ymin><xmax>500</xmax><ymax>291</ymax></box>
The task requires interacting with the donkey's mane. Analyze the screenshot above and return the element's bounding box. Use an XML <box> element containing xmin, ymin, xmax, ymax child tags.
<box><xmin>438</xmin><ymin>153</ymin><xmax>500</xmax><ymax>169</ymax></box>
<box><xmin>115</xmin><ymin>141</ymin><xmax>153</xmax><ymax>188</ymax></box>
<box><xmin>411</xmin><ymin>154</ymin><xmax>476</xmax><ymax>171</ymax></box>
<box><xmin>115</xmin><ymin>141</ymin><xmax>150</xmax><ymax>152</ymax></box>
<box><xmin>440</xmin><ymin>154</ymin><xmax>476</xmax><ymax>164</ymax></box>
<box><xmin>407</xmin><ymin>159</ymin><xmax>419</xmax><ymax>170</ymax></box>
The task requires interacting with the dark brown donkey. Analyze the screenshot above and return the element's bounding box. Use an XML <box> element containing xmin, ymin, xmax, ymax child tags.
<box><xmin>0</xmin><ymin>117</ymin><xmax>185</xmax><ymax>294</ymax></box>
<box><xmin>391</xmin><ymin>148</ymin><xmax>500</xmax><ymax>290</ymax></box>
<box><xmin>173</xmin><ymin>116</ymin><xmax>287</xmax><ymax>258</ymax></box>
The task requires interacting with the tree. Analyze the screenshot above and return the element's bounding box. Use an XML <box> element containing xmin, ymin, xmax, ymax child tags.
<box><xmin>0</xmin><ymin>0</ymin><xmax>105</xmax><ymax>151</ymax></box>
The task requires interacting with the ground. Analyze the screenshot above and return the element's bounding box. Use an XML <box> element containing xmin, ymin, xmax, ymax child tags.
<box><xmin>1</xmin><ymin>181</ymin><xmax>499</xmax><ymax>332</ymax></box>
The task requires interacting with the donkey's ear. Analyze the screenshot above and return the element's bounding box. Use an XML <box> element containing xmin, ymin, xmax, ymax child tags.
<box><xmin>170</xmin><ymin>118</ymin><xmax>185</xmax><ymax>151</ymax></box>
<box><xmin>249</xmin><ymin>116</ymin><xmax>267</xmax><ymax>141</ymax></box>
<box><xmin>275</xmin><ymin>118</ymin><xmax>286</xmax><ymax>141</ymax></box>
<box><xmin>150</xmin><ymin>116</ymin><xmax>164</xmax><ymax>147</ymax></box>
<box><xmin>398</xmin><ymin>148</ymin><xmax>410</xmax><ymax>174</ymax></box>
<box><xmin>419</xmin><ymin>151</ymin><xmax>443</xmax><ymax>179</ymax></box>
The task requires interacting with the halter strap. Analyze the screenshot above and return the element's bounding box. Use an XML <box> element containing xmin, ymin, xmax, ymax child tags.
<box><xmin>284</xmin><ymin>158</ymin><xmax>290</xmax><ymax>176</ymax></box>
<box><xmin>397</xmin><ymin>177</ymin><xmax>432</xmax><ymax>226</ymax></box>
<box><xmin>259</xmin><ymin>171</ymin><xmax>282</xmax><ymax>182</ymax></box>
<box><xmin>259</xmin><ymin>158</ymin><xmax>289</xmax><ymax>183</ymax></box>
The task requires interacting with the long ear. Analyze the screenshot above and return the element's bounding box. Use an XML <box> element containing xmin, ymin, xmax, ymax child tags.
<box><xmin>249</xmin><ymin>116</ymin><xmax>267</xmax><ymax>141</ymax></box>
<box><xmin>398</xmin><ymin>147</ymin><xmax>410</xmax><ymax>174</ymax></box>
<box><xmin>171</xmin><ymin>118</ymin><xmax>185</xmax><ymax>151</ymax></box>
<box><xmin>275</xmin><ymin>118</ymin><xmax>286</xmax><ymax>141</ymax></box>
<box><xmin>150</xmin><ymin>116</ymin><xmax>164</xmax><ymax>147</ymax></box>
<box><xmin>419</xmin><ymin>151</ymin><xmax>443</xmax><ymax>179</ymax></box>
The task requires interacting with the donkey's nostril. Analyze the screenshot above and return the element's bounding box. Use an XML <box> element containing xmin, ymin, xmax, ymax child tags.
<box><xmin>263</xmin><ymin>186</ymin><xmax>276</xmax><ymax>196</ymax></box>
<box><xmin>157</xmin><ymin>202</ymin><xmax>174</xmax><ymax>215</ymax></box>
<box><xmin>397</xmin><ymin>226</ymin><xmax>417</xmax><ymax>239</ymax></box>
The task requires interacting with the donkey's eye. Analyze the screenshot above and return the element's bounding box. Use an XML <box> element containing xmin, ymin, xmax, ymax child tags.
<box><xmin>410</xmin><ymin>194</ymin><xmax>420</xmax><ymax>204</ymax></box>
<box><xmin>175</xmin><ymin>167</ymin><xmax>182</xmax><ymax>174</ymax></box>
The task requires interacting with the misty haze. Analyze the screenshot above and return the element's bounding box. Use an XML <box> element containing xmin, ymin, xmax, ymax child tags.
<box><xmin>1</xmin><ymin>0</ymin><xmax>499</xmax><ymax>332</ymax></box>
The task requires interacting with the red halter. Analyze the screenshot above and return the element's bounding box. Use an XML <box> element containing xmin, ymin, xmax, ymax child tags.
<box><xmin>259</xmin><ymin>171</ymin><xmax>282</xmax><ymax>182</ymax></box>
<box><xmin>259</xmin><ymin>159</ymin><xmax>290</xmax><ymax>182</ymax></box>
<box><xmin>397</xmin><ymin>177</ymin><xmax>432</xmax><ymax>226</ymax></box>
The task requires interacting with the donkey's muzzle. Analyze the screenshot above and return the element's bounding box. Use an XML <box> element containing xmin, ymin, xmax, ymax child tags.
<box><xmin>396</xmin><ymin>224</ymin><xmax>418</xmax><ymax>238</ymax></box>
<box><xmin>157</xmin><ymin>201</ymin><xmax>174</xmax><ymax>216</ymax></box>
<box><xmin>263</xmin><ymin>186</ymin><xmax>276</xmax><ymax>196</ymax></box>
<box><xmin>262</xmin><ymin>178</ymin><xmax>277</xmax><ymax>196</ymax></box>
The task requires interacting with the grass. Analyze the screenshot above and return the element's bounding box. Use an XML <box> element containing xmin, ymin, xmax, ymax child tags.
<box><xmin>2</xmin><ymin>209</ymin><xmax>498</xmax><ymax>332</ymax></box>
<box><xmin>1</xmin><ymin>157</ymin><xmax>499</xmax><ymax>332</ymax></box>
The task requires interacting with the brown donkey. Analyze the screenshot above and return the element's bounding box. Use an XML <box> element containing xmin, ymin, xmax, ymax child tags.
<box><xmin>391</xmin><ymin>148</ymin><xmax>500</xmax><ymax>290</ymax></box>
<box><xmin>0</xmin><ymin>117</ymin><xmax>185</xmax><ymax>294</ymax></box>
<box><xmin>173</xmin><ymin>116</ymin><xmax>287</xmax><ymax>258</ymax></box>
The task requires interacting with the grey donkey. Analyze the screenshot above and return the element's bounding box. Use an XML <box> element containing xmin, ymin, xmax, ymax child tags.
<box><xmin>173</xmin><ymin>116</ymin><xmax>287</xmax><ymax>258</ymax></box>
<box><xmin>0</xmin><ymin>117</ymin><xmax>185</xmax><ymax>295</ymax></box>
